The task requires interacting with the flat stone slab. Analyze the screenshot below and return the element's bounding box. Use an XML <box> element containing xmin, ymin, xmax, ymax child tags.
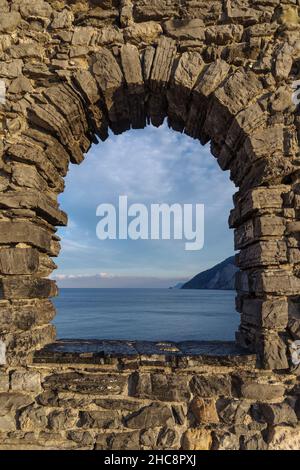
<box><xmin>33</xmin><ymin>339</ymin><xmax>256</xmax><ymax>367</ymax></box>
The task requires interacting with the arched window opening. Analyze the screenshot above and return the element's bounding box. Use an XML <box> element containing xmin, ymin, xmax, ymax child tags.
<box><xmin>51</xmin><ymin>124</ymin><xmax>239</xmax><ymax>342</ymax></box>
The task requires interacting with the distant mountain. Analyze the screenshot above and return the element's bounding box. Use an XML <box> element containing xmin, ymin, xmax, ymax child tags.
<box><xmin>181</xmin><ymin>256</ymin><xmax>238</xmax><ymax>290</ymax></box>
<box><xmin>170</xmin><ymin>282</ymin><xmax>185</xmax><ymax>289</ymax></box>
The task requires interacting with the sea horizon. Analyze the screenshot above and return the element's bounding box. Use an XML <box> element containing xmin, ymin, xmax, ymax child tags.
<box><xmin>53</xmin><ymin>288</ymin><xmax>238</xmax><ymax>342</ymax></box>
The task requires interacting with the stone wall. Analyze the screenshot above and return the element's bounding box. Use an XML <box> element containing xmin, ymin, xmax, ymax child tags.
<box><xmin>0</xmin><ymin>0</ymin><xmax>300</xmax><ymax>450</ymax></box>
<box><xmin>0</xmin><ymin>340</ymin><xmax>300</xmax><ymax>450</ymax></box>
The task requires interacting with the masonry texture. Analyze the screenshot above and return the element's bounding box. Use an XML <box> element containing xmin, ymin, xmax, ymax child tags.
<box><xmin>0</xmin><ymin>0</ymin><xmax>300</xmax><ymax>450</ymax></box>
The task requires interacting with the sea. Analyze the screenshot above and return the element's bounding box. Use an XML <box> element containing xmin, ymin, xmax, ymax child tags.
<box><xmin>53</xmin><ymin>288</ymin><xmax>239</xmax><ymax>342</ymax></box>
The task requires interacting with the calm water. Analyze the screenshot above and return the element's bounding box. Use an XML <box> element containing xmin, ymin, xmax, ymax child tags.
<box><xmin>53</xmin><ymin>289</ymin><xmax>239</xmax><ymax>341</ymax></box>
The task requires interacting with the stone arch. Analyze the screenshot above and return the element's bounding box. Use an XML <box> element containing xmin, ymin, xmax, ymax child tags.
<box><xmin>0</xmin><ymin>0</ymin><xmax>299</xmax><ymax>373</ymax></box>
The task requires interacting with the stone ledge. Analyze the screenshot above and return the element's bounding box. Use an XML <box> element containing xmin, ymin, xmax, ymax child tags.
<box><xmin>33</xmin><ymin>340</ymin><xmax>256</xmax><ymax>368</ymax></box>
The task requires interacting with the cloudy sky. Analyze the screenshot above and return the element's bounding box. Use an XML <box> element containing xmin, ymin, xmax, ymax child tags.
<box><xmin>52</xmin><ymin>123</ymin><xmax>236</xmax><ymax>288</ymax></box>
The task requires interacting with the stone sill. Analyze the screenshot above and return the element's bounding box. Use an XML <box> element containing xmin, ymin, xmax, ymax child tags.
<box><xmin>33</xmin><ymin>340</ymin><xmax>256</xmax><ymax>368</ymax></box>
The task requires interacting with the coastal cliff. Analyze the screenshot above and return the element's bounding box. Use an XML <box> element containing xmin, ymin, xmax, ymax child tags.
<box><xmin>182</xmin><ymin>256</ymin><xmax>238</xmax><ymax>290</ymax></box>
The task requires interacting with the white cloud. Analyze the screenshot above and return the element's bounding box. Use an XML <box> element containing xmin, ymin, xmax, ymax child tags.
<box><xmin>55</xmin><ymin>124</ymin><xmax>236</xmax><ymax>285</ymax></box>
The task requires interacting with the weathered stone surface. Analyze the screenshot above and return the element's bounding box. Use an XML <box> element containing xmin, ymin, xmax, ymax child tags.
<box><xmin>130</xmin><ymin>372</ymin><xmax>190</xmax><ymax>401</ymax></box>
<box><xmin>149</xmin><ymin>36</ymin><xmax>177</xmax><ymax>93</ymax></box>
<box><xmin>163</xmin><ymin>19</ymin><xmax>205</xmax><ymax>41</ymax></box>
<box><xmin>217</xmin><ymin>398</ymin><xmax>249</xmax><ymax>425</ymax></box>
<box><xmin>8</xmin><ymin>43</ymin><xmax>44</xmax><ymax>60</ymax></box>
<box><xmin>241</xmin><ymin>298</ymin><xmax>288</xmax><ymax>329</ymax></box>
<box><xmin>190</xmin><ymin>375</ymin><xmax>232</xmax><ymax>397</ymax></box>
<box><xmin>253</xmin><ymin>403</ymin><xmax>298</xmax><ymax>426</ymax></box>
<box><xmin>0</xmin><ymin>248</ymin><xmax>39</xmax><ymax>275</ymax></box>
<box><xmin>125</xmin><ymin>403</ymin><xmax>174</xmax><ymax>429</ymax></box>
<box><xmin>0</xmin><ymin>60</ymin><xmax>23</xmax><ymax>78</ymax></box>
<box><xmin>0</xmin><ymin>393</ymin><xmax>33</xmax><ymax>414</ymax></box>
<box><xmin>0</xmin><ymin>221</ymin><xmax>52</xmax><ymax>252</ymax></box>
<box><xmin>241</xmin><ymin>433</ymin><xmax>267</xmax><ymax>450</ymax></box>
<box><xmin>73</xmin><ymin>70</ymin><xmax>100</xmax><ymax>106</ymax></box>
<box><xmin>205</xmin><ymin>25</ymin><xmax>243</xmax><ymax>45</ymax></box>
<box><xmin>48</xmin><ymin>409</ymin><xmax>78</xmax><ymax>431</ymax></box>
<box><xmin>268</xmin><ymin>426</ymin><xmax>300</xmax><ymax>450</ymax></box>
<box><xmin>234</xmin><ymin>216</ymin><xmax>285</xmax><ymax>250</ymax></box>
<box><xmin>0</xmin><ymin>191</ymin><xmax>67</xmax><ymax>226</ymax></box>
<box><xmin>258</xmin><ymin>332</ymin><xmax>289</xmax><ymax>370</ymax></box>
<box><xmin>157</xmin><ymin>427</ymin><xmax>179</xmax><ymax>449</ymax></box>
<box><xmin>274</xmin><ymin>43</ymin><xmax>294</xmax><ymax>80</ymax></box>
<box><xmin>120</xmin><ymin>43</ymin><xmax>145</xmax><ymax>128</ymax></box>
<box><xmin>19</xmin><ymin>405</ymin><xmax>48</xmax><ymax>431</ymax></box>
<box><xmin>8</xmin><ymin>142</ymin><xmax>66</xmax><ymax>190</ymax></box>
<box><xmin>212</xmin><ymin>431</ymin><xmax>240</xmax><ymax>450</ymax></box>
<box><xmin>43</xmin><ymin>372</ymin><xmax>127</xmax><ymax>395</ymax></box>
<box><xmin>190</xmin><ymin>397</ymin><xmax>219</xmax><ymax>424</ymax></box>
<box><xmin>237</xmin><ymin>241</ymin><xmax>287</xmax><ymax>269</ymax></box>
<box><xmin>288</xmin><ymin>313</ymin><xmax>300</xmax><ymax>340</ymax></box>
<box><xmin>79</xmin><ymin>410</ymin><xmax>119</xmax><ymax>430</ymax></box>
<box><xmin>8</xmin><ymin>76</ymin><xmax>34</xmax><ymax>94</ymax></box>
<box><xmin>0</xmin><ymin>277</ymin><xmax>57</xmax><ymax>300</ymax></box>
<box><xmin>11</xmin><ymin>370</ymin><xmax>41</xmax><ymax>393</ymax></box>
<box><xmin>124</xmin><ymin>21</ymin><xmax>162</xmax><ymax>45</ymax></box>
<box><xmin>67</xmin><ymin>430</ymin><xmax>94</xmax><ymax>448</ymax></box>
<box><xmin>182</xmin><ymin>428</ymin><xmax>212</xmax><ymax>450</ymax></box>
<box><xmin>0</xmin><ymin>12</ymin><xmax>21</xmax><ymax>33</ymax></box>
<box><xmin>0</xmin><ymin>415</ymin><xmax>16</xmax><ymax>432</ymax></box>
<box><xmin>51</xmin><ymin>9</ymin><xmax>74</xmax><ymax>29</ymax></box>
<box><xmin>96</xmin><ymin>431</ymin><xmax>140</xmax><ymax>450</ymax></box>
<box><xmin>167</xmin><ymin>51</ymin><xmax>204</xmax><ymax>127</ymax></box>
<box><xmin>93</xmin><ymin>48</ymin><xmax>129</xmax><ymax>130</ymax></box>
<box><xmin>0</xmin><ymin>373</ymin><xmax>9</xmax><ymax>392</ymax></box>
<box><xmin>234</xmin><ymin>376</ymin><xmax>285</xmax><ymax>400</ymax></box>
<box><xmin>0</xmin><ymin>0</ymin><xmax>299</xmax><ymax>451</ymax></box>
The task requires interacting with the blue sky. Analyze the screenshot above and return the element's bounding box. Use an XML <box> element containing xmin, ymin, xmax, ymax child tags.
<box><xmin>52</xmin><ymin>123</ymin><xmax>236</xmax><ymax>288</ymax></box>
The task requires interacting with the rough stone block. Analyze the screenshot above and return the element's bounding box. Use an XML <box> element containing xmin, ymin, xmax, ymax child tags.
<box><xmin>241</xmin><ymin>433</ymin><xmax>267</xmax><ymax>450</ymax></box>
<box><xmin>0</xmin><ymin>220</ymin><xmax>52</xmax><ymax>253</ymax></box>
<box><xmin>212</xmin><ymin>431</ymin><xmax>240</xmax><ymax>450</ymax></box>
<box><xmin>217</xmin><ymin>398</ymin><xmax>249</xmax><ymax>425</ymax></box>
<box><xmin>0</xmin><ymin>415</ymin><xmax>16</xmax><ymax>432</ymax></box>
<box><xmin>130</xmin><ymin>372</ymin><xmax>190</xmax><ymax>401</ymax></box>
<box><xmin>234</xmin><ymin>375</ymin><xmax>285</xmax><ymax>400</ymax></box>
<box><xmin>182</xmin><ymin>428</ymin><xmax>212</xmax><ymax>450</ymax></box>
<box><xmin>268</xmin><ymin>426</ymin><xmax>300</xmax><ymax>450</ymax></box>
<box><xmin>190</xmin><ymin>397</ymin><xmax>219</xmax><ymax>424</ymax></box>
<box><xmin>79</xmin><ymin>410</ymin><xmax>119</xmax><ymax>430</ymax></box>
<box><xmin>95</xmin><ymin>431</ymin><xmax>140</xmax><ymax>450</ymax></box>
<box><xmin>125</xmin><ymin>403</ymin><xmax>174</xmax><ymax>429</ymax></box>
<box><xmin>254</xmin><ymin>403</ymin><xmax>298</xmax><ymax>426</ymax></box>
<box><xmin>0</xmin><ymin>277</ymin><xmax>57</xmax><ymax>300</ymax></box>
<box><xmin>11</xmin><ymin>370</ymin><xmax>41</xmax><ymax>393</ymax></box>
<box><xmin>0</xmin><ymin>248</ymin><xmax>39</xmax><ymax>275</ymax></box>
<box><xmin>242</xmin><ymin>298</ymin><xmax>288</xmax><ymax>329</ymax></box>
<box><xmin>43</xmin><ymin>372</ymin><xmax>127</xmax><ymax>395</ymax></box>
<box><xmin>0</xmin><ymin>372</ymin><xmax>9</xmax><ymax>392</ymax></box>
<box><xmin>0</xmin><ymin>392</ymin><xmax>33</xmax><ymax>415</ymax></box>
<box><xmin>48</xmin><ymin>409</ymin><xmax>78</xmax><ymax>431</ymax></box>
<box><xmin>237</xmin><ymin>241</ymin><xmax>287</xmax><ymax>269</ymax></box>
<box><xmin>258</xmin><ymin>332</ymin><xmax>289</xmax><ymax>370</ymax></box>
<box><xmin>190</xmin><ymin>375</ymin><xmax>232</xmax><ymax>398</ymax></box>
<box><xmin>234</xmin><ymin>216</ymin><xmax>285</xmax><ymax>250</ymax></box>
<box><xmin>0</xmin><ymin>12</ymin><xmax>21</xmax><ymax>32</ymax></box>
<box><xmin>163</xmin><ymin>18</ymin><xmax>205</xmax><ymax>41</ymax></box>
<box><xmin>19</xmin><ymin>404</ymin><xmax>48</xmax><ymax>431</ymax></box>
<box><xmin>149</xmin><ymin>36</ymin><xmax>177</xmax><ymax>92</ymax></box>
<box><xmin>124</xmin><ymin>21</ymin><xmax>162</xmax><ymax>45</ymax></box>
